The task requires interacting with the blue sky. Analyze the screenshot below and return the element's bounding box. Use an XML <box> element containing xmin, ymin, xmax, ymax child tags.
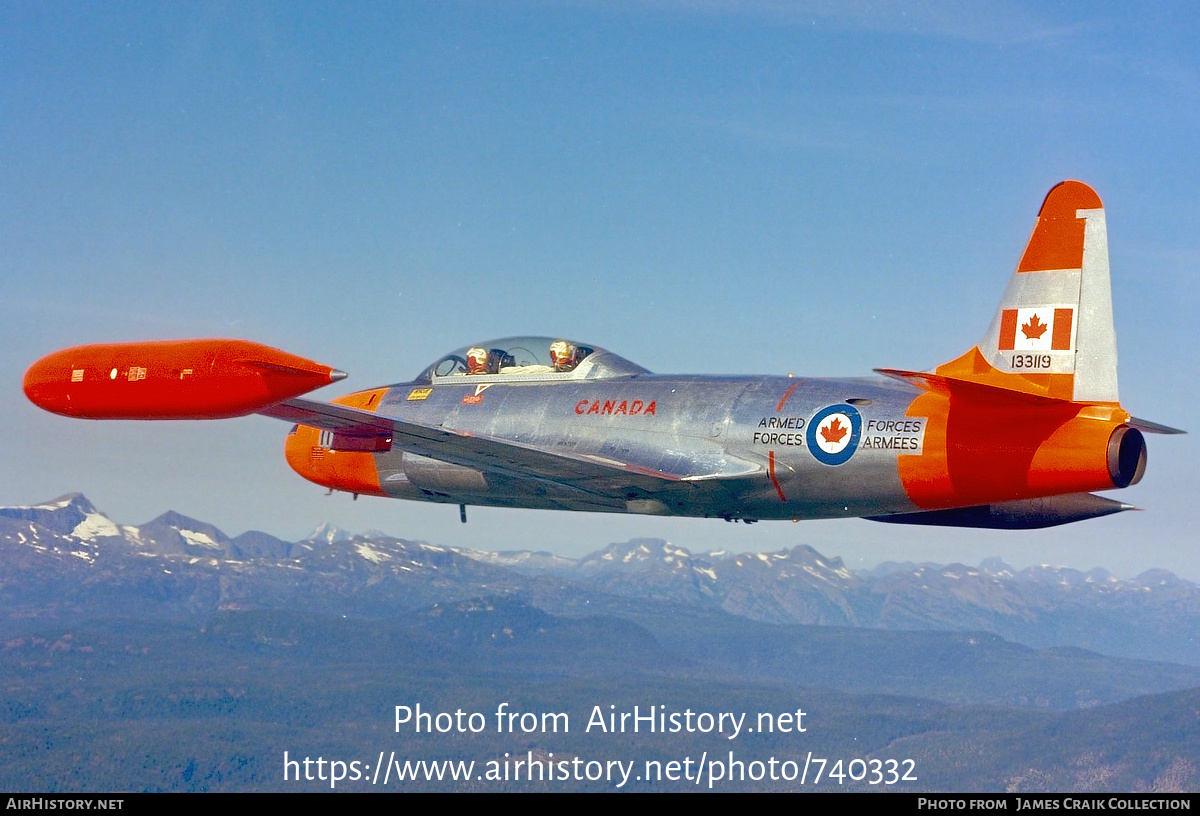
<box><xmin>3</xmin><ymin>2</ymin><xmax>1197</xmax><ymax>578</ymax></box>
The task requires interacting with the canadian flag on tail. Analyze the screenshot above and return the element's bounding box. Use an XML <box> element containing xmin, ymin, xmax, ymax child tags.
<box><xmin>998</xmin><ymin>307</ymin><xmax>1074</xmax><ymax>352</ymax></box>
<box><xmin>919</xmin><ymin>182</ymin><xmax>1117</xmax><ymax>402</ymax></box>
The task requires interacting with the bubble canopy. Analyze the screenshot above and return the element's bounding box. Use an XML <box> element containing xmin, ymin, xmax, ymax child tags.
<box><xmin>414</xmin><ymin>336</ymin><xmax>650</xmax><ymax>382</ymax></box>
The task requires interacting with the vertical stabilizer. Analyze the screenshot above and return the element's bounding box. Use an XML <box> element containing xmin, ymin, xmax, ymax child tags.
<box><xmin>936</xmin><ymin>181</ymin><xmax>1119</xmax><ymax>403</ymax></box>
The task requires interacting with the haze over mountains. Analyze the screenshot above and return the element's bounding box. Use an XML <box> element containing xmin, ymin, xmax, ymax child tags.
<box><xmin>2</xmin><ymin>494</ymin><xmax>1198</xmax><ymax>791</ymax></box>
<box><xmin>5</xmin><ymin>493</ymin><xmax>1198</xmax><ymax>667</ymax></box>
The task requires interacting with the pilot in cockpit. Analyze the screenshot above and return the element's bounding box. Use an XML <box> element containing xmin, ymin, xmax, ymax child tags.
<box><xmin>467</xmin><ymin>347</ymin><xmax>490</xmax><ymax>375</ymax></box>
<box><xmin>550</xmin><ymin>340</ymin><xmax>579</xmax><ymax>372</ymax></box>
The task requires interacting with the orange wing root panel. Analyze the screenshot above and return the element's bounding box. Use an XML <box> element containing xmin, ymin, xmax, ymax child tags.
<box><xmin>283</xmin><ymin>388</ymin><xmax>389</xmax><ymax>497</ymax></box>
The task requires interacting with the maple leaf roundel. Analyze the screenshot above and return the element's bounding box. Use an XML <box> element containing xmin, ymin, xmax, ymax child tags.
<box><xmin>806</xmin><ymin>404</ymin><xmax>863</xmax><ymax>466</ymax></box>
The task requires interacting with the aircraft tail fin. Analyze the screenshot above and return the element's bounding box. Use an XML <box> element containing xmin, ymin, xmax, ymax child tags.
<box><xmin>936</xmin><ymin>181</ymin><xmax>1119</xmax><ymax>404</ymax></box>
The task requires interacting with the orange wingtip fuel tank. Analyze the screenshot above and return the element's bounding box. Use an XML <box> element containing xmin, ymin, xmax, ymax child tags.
<box><xmin>24</xmin><ymin>339</ymin><xmax>346</xmax><ymax>420</ymax></box>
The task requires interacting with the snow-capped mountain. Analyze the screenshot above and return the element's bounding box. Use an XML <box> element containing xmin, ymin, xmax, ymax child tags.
<box><xmin>2</xmin><ymin>495</ymin><xmax>1199</xmax><ymax>666</ymax></box>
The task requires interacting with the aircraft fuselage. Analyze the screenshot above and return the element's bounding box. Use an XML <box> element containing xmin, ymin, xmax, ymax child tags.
<box><xmin>284</xmin><ymin>370</ymin><xmax>1130</xmax><ymax>523</ymax></box>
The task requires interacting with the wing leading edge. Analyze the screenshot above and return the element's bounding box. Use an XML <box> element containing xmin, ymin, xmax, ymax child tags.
<box><xmin>259</xmin><ymin>398</ymin><xmax>763</xmax><ymax>499</ymax></box>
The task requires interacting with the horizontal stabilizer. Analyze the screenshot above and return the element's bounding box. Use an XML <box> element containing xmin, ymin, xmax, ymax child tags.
<box><xmin>875</xmin><ymin>368</ymin><xmax>1069</xmax><ymax>407</ymax></box>
<box><xmin>1128</xmin><ymin>416</ymin><xmax>1186</xmax><ymax>435</ymax></box>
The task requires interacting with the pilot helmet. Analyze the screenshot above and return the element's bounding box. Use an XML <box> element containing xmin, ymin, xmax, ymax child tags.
<box><xmin>466</xmin><ymin>347</ymin><xmax>490</xmax><ymax>374</ymax></box>
<box><xmin>550</xmin><ymin>340</ymin><xmax>578</xmax><ymax>371</ymax></box>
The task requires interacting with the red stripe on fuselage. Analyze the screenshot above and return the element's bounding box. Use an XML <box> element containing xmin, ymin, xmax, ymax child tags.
<box><xmin>776</xmin><ymin>382</ymin><xmax>800</xmax><ymax>413</ymax></box>
<box><xmin>768</xmin><ymin>450</ymin><xmax>786</xmax><ymax>502</ymax></box>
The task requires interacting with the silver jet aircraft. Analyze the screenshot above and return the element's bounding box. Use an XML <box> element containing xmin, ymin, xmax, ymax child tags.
<box><xmin>24</xmin><ymin>181</ymin><xmax>1181</xmax><ymax>529</ymax></box>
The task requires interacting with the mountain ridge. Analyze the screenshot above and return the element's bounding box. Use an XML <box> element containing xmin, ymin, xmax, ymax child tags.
<box><xmin>3</xmin><ymin>494</ymin><xmax>1199</xmax><ymax>666</ymax></box>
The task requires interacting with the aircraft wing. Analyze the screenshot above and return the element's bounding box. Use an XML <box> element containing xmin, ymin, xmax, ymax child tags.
<box><xmin>259</xmin><ymin>397</ymin><xmax>699</xmax><ymax>495</ymax></box>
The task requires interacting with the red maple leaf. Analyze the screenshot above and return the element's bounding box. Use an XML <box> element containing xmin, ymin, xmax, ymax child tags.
<box><xmin>820</xmin><ymin>417</ymin><xmax>848</xmax><ymax>444</ymax></box>
<box><xmin>1021</xmin><ymin>313</ymin><xmax>1048</xmax><ymax>340</ymax></box>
